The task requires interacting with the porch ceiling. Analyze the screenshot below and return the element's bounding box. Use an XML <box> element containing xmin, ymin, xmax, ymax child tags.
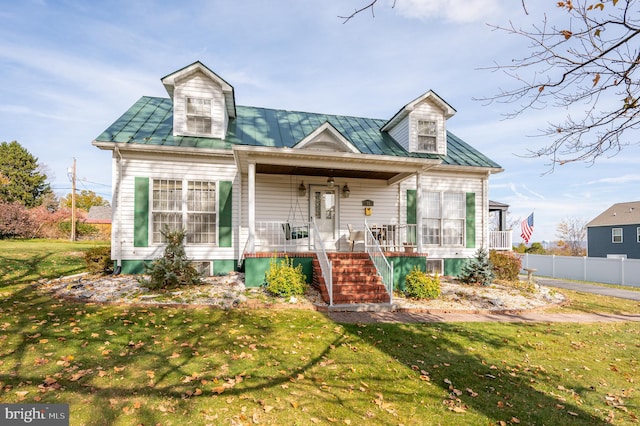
<box><xmin>256</xmin><ymin>164</ymin><xmax>397</xmax><ymax>180</ymax></box>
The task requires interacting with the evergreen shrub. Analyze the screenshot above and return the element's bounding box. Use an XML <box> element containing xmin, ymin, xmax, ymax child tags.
<box><xmin>458</xmin><ymin>248</ymin><xmax>494</xmax><ymax>286</ymax></box>
<box><xmin>138</xmin><ymin>228</ymin><xmax>203</xmax><ymax>290</ymax></box>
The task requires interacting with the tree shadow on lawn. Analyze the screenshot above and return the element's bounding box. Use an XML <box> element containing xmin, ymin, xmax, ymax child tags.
<box><xmin>0</xmin><ymin>251</ymin><xmax>86</xmax><ymax>287</ymax></box>
<box><xmin>337</xmin><ymin>320</ymin><xmax>615</xmax><ymax>425</ymax></box>
<box><xmin>0</xmin><ymin>283</ymin><xmax>630</xmax><ymax>425</ymax></box>
<box><xmin>0</xmin><ymin>285</ymin><xmax>366</xmax><ymax>424</ymax></box>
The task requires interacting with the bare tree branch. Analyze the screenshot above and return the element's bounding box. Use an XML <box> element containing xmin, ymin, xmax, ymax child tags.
<box><xmin>339</xmin><ymin>0</ymin><xmax>396</xmax><ymax>24</ymax></box>
<box><xmin>477</xmin><ymin>0</ymin><xmax>640</xmax><ymax>171</ymax></box>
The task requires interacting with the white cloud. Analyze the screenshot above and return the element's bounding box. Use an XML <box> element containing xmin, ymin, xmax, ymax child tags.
<box><xmin>587</xmin><ymin>174</ymin><xmax>640</xmax><ymax>185</ymax></box>
<box><xmin>394</xmin><ymin>0</ymin><xmax>504</xmax><ymax>23</ymax></box>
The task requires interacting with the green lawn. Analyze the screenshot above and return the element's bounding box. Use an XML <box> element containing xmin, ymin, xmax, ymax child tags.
<box><xmin>0</xmin><ymin>240</ymin><xmax>638</xmax><ymax>425</ymax></box>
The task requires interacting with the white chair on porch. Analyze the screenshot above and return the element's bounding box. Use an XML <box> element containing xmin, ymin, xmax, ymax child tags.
<box><xmin>347</xmin><ymin>224</ymin><xmax>365</xmax><ymax>251</ymax></box>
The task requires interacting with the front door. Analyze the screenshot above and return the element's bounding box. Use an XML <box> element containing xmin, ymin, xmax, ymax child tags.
<box><xmin>310</xmin><ymin>186</ymin><xmax>337</xmax><ymax>243</ymax></box>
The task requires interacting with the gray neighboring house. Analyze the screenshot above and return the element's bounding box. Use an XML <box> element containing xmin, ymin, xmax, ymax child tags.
<box><xmin>86</xmin><ymin>206</ymin><xmax>112</xmax><ymax>224</ymax></box>
<box><xmin>587</xmin><ymin>201</ymin><xmax>640</xmax><ymax>259</ymax></box>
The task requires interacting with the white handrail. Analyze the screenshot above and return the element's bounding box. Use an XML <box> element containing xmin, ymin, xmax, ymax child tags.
<box><xmin>364</xmin><ymin>222</ymin><xmax>394</xmax><ymax>303</ymax></box>
<box><xmin>311</xmin><ymin>219</ymin><xmax>333</xmax><ymax>306</ymax></box>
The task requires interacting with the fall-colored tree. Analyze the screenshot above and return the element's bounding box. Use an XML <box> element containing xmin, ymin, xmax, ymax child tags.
<box><xmin>61</xmin><ymin>189</ymin><xmax>110</xmax><ymax>212</ymax></box>
<box><xmin>0</xmin><ymin>141</ymin><xmax>51</xmax><ymax>207</ymax></box>
<box><xmin>555</xmin><ymin>217</ymin><xmax>587</xmax><ymax>256</ymax></box>
<box><xmin>525</xmin><ymin>242</ymin><xmax>546</xmax><ymax>254</ymax></box>
<box><xmin>0</xmin><ymin>201</ymin><xmax>37</xmax><ymax>238</ymax></box>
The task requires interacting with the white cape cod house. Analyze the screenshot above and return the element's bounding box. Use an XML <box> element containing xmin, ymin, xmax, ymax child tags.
<box><xmin>93</xmin><ymin>61</ymin><xmax>506</xmax><ymax>306</ymax></box>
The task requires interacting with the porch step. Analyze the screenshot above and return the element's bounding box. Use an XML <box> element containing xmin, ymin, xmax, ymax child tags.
<box><xmin>312</xmin><ymin>253</ymin><xmax>390</xmax><ymax>305</ymax></box>
<box><xmin>328</xmin><ymin>303</ymin><xmax>397</xmax><ymax>313</ymax></box>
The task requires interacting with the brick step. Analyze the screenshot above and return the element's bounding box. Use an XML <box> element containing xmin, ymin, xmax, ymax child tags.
<box><xmin>313</xmin><ymin>253</ymin><xmax>391</xmax><ymax>305</ymax></box>
<box><xmin>331</xmin><ymin>270</ymin><xmax>379</xmax><ymax>277</ymax></box>
<box><xmin>332</xmin><ymin>278</ymin><xmax>382</xmax><ymax>286</ymax></box>
<box><xmin>332</xmin><ymin>282</ymin><xmax>386</xmax><ymax>291</ymax></box>
<box><xmin>331</xmin><ymin>266</ymin><xmax>376</xmax><ymax>272</ymax></box>
<box><xmin>332</xmin><ymin>294</ymin><xmax>390</xmax><ymax>304</ymax></box>
<box><xmin>327</xmin><ymin>253</ymin><xmax>370</xmax><ymax>259</ymax></box>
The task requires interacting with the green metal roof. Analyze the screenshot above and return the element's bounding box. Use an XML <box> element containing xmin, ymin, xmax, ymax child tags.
<box><xmin>95</xmin><ymin>96</ymin><xmax>501</xmax><ymax>169</ymax></box>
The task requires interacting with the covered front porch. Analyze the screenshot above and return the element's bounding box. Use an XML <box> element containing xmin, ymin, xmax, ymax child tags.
<box><xmin>234</xmin><ymin>144</ymin><xmax>437</xmax><ymax>306</ymax></box>
<box><xmin>234</xmin><ymin>144</ymin><xmax>440</xmax><ymax>259</ymax></box>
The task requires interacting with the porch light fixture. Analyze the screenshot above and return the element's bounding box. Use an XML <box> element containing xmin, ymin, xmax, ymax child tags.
<box><xmin>327</xmin><ymin>177</ymin><xmax>335</xmax><ymax>188</ymax></box>
<box><xmin>298</xmin><ymin>182</ymin><xmax>306</xmax><ymax>197</ymax></box>
<box><xmin>342</xmin><ymin>183</ymin><xmax>350</xmax><ymax>198</ymax></box>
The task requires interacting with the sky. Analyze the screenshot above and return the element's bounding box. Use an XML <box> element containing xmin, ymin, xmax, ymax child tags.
<box><xmin>1</xmin><ymin>0</ymin><xmax>639</xmax><ymax>243</ymax></box>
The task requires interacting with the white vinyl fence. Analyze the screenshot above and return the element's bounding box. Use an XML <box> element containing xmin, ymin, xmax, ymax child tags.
<box><xmin>521</xmin><ymin>254</ymin><xmax>640</xmax><ymax>288</ymax></box>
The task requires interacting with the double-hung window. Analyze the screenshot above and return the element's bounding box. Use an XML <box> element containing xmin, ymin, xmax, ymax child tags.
<box><xmin>424</xmin><ymin>191</ymin><xmax>464</xmax><ymax>246</ymax></box>
<box><xmin>612</xmin><ymin>227</ymin><xmax>623</xmax><ymax>243</ymax></box>
<box><xmin>152</xmin><ymin>179</ymin><xmax>182</xmax><ymax>243</ymax></box>
<box><xmin>186</xmin><ymin>181</ymin><xmax>216</xmax><ymax>244</ymax></box>
<box><xmin>186</xmin><ymin>97</ymin><xmax>212</xmax><ymax>134</ymax></box>
<box><xmin>152</xmin><ymin>179</ymin><xmax>217</xmax><ymax>245</ymax></box>
<box><xmin>417</xmin><ymin>120</ymin><xmax>438</xmax><ymax>153</ymax></box>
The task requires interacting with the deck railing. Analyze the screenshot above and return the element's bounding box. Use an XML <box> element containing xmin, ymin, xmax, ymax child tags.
<box><xmin>489</xmin><ymin>231</ymin><xmax>512</xmax><ymax>251</ymax></box>
<box><xmin>365</xmin><ymin>223</ymin><xmax>417</xmax><ymax>252</ymax></box>
<box><xmin>364</xmin><ymin>223</ymin><xmax>394</xmax><ymax>303</ymax></box>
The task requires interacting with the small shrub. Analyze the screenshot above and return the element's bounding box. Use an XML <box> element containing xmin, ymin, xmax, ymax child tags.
<box><xmin>139</xmin><ymin>228</ymin><xmax>203</xmax><ymax>290</ymax></box>
<box><xmin>84</xmin><ymin>246</ymin><xmax>113</xmax><ymax>274</ymax></box>
<box><xmin>264</xmin><ymin>256</ymin><xmax>307</xmax><ymax>297</ymax></box>
<box><xmin>58</xmin><ymin>220</ymin><xmax>98</xmax><ymax>238</ymax></box>
<box><xmin>405</xmin><ymin>266</ymin><xmax>440</xmax><ymax>299</ymax></box>
<box><xmin>0</xmin><ymin>201</ymin><xmax>36</xmax><ymax>238</ymax></box>
<box><xmin>489</xmin><ymin>250</ymin><xmax>522</xmax><ymax>282</ymax></box>
<box><xmin>458</xmin><ymin>248</ymin><xmax>494</xmax><ymax>286</ymax></box>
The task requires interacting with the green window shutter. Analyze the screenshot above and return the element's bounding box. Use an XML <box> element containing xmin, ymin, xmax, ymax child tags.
<box><xmin>466</xmin><ymin>192</ymin><xmax>476</xmax><ymax>248</ymax></box>
<box><xmin>134</xmin><ymin>177</ymin><xmax>149</xmax><ymax>247</ymax></box>
<box><xmin>218</xmin><ymin>181</ymin><xmax>233</xmax><ymax>247</ymax></box>
<box><xmin>406</xmin><ymin>189</ymin><xmax>417</xmax><ymax>244</ymax></box>
<box><xmin>406</xmin><ymin>190</ymin><xmax>416</xmax><ymax>224</ymax></box>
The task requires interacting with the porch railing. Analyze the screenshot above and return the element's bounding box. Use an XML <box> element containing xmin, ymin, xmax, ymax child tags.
<box><xmin>489</xmin><ymin>230</ymin><xmax>512</xmax><ymax>251</ymax></box>
<box><xmin>253</xmin><ymin>221</ymin><xmax>310</xmax><ymax>252</ymax></box>
<box><xmin>366</xmin><ymin>223</ymin><xmax>417</xmax><ymax>252</ymax></box>
<box><xmin>311</xmin><ymin>219</ymin><xmax>333</xmax><ymax>306</ymax></box>
<box><xmin>364</xmin><ymin>223</ymin><xmax>394</xmax><ymax>304</ymax></box>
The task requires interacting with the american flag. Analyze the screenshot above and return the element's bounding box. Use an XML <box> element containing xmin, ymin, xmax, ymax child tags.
<box><xmin>521</xmin><ymin>213</ymin><xmax>534</xmax><ymax>244</ymax></box>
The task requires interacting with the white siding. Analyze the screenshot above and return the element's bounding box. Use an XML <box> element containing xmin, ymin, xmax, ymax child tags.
<box><xmin>173</xmin><ymin>70</ymin><xmax>228</xmax><ymax>139</ymax></box>
<box><xmin>410</xmin><ymin>99</ymin><xmax>447</xmax><ymax>155</ymax></box>
<box><xmin>387</xmin><ymin>116</ymin><xmax>410</xmax><ymax>150</ymax></box>
<box><xmin>239</xmin><ymin>175</ymin><xmax>401</xmax><ymax>251</ymax></box>
<box><xmin>401</xmin><ymin>170</ymin><xmax>487</xmax><ymax>258</ymax></box>
<box><xmin>114</xmin><ymin>151</ymin><xmax>237</xmax><ymax>262</ymax></box>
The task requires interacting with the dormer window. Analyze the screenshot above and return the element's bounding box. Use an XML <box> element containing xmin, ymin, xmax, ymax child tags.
<box><xmin>186</xmin><ymin>97</ymin><xmax>212</xmax><ymax>134</ymax></box>
<box><xmin>417</xmin><ymin>120</ymin><xmax>437</xmax><ymax>152</ymax></box>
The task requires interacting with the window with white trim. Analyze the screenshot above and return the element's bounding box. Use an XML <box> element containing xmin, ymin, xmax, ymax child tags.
<box><xmin>423</xmin><ymin>191</ymin><xmax>464</xmax><ymax>246</ymax></box>
<box><xmin>152</xmin><ymin>179</ymin><xmax>217</xmax><ymax>245</ymax></box>
<box><xmin>186</xmin><ymin>97</ymin><xmax>212</xmax><ymax>134</ymax></box>
<box><xmin>186</xmin><ymin>181</ymin><xmax>216</xmax><ymax>244</ymax></box>
<box><xmin>612</xmin><ymin>227</ymin><xmax>623</xmax><ymax>243</ymax></box>
<box><xmin>152</xmin><ymin>179</ymin><xmax>182</xmax><ymax>243</ymax></box>
<box><xmin>417</xmin><ymin>120</ymin><xmax>437</xmax><ymax>153</ymax></box>
<box><xmin>637</xmin><ymin>227</ymin><xmax>640</xmax><ymax>243</ymax></box>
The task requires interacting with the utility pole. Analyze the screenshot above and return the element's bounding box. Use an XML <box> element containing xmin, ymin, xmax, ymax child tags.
<box><xmin>70</xmin><ymin>158</ymin><xmax>76</xmax><ymax>241</ymax></box>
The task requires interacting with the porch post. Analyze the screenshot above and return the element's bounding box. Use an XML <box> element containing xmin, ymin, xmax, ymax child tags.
<box><xmin>416</xmin><ymin>171</ymin><xmax>423</xmax><ymax>253</ymax></box>
<box><xmin>248</xmin><ymin>161</ymin><xmax>256</xmax><ymax>252</ymax></box>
